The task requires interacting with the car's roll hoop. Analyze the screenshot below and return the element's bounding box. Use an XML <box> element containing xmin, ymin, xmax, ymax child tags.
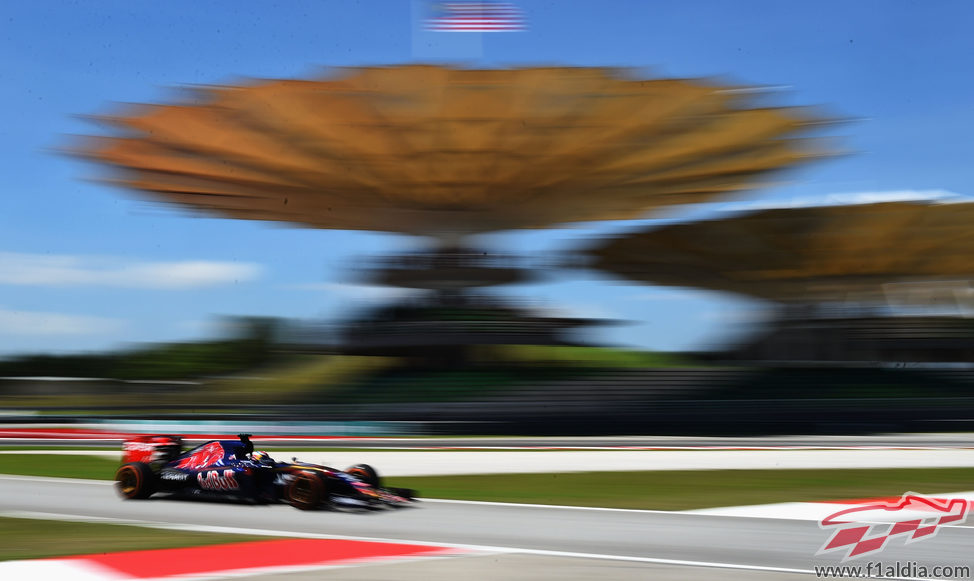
<box><xmin>236</xmin><ymin>433</ymin><xmax>254</xmax><ymax>458</ymax></box>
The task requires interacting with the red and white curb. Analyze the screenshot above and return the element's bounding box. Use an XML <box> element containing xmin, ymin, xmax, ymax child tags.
<box><xmin>0</xmin><ymin>538</ymin><xmax>469</xmax><ymax>580</ymax></box>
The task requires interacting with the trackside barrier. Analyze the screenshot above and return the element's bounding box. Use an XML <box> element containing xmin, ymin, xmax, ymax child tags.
<box><xmin>90</xmin><ymin>419</ymin><xmax>424</xmax><ymax>437</ymax></box>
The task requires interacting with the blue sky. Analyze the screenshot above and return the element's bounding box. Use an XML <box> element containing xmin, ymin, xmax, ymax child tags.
<box><xmin>1</xmin><ymin>1</ymin><xmax>973</xmax><ymax>356</ymax></box>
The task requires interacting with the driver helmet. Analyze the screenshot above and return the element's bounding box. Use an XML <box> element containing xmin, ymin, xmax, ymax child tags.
<box><xmin>250</xmin><ymin>450</ymin><xmax>274</xmax><ymax>465</ymax></box>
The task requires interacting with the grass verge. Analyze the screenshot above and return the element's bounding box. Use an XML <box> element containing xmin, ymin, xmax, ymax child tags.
<box><xmin>0</xmin><ymin>454</ymin><xmax>119</xmax><ymax>480</ymax></box>
<box><xmin>3</xmin><ymin>455</ymin><xmax>973</xmax><ymax>511</ymax></box>
<box><xmin>488</xmin><ymin>344</ymin><xmax>701</xmax><ymax>368</ymax></box>
<box><xmin>392</xmin><ymin>468</ymin><xmax>974</xmax><ymax>510</ymax></box>
<box><xmin>0</xmin><ymin>516</ymin><xmax>274</xmax><ymax>561</ymax></box>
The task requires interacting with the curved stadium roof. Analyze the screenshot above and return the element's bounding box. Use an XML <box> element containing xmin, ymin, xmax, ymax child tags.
<box><xmin>75</xmin><ymin>65</ymin><xmax>831</xmax><ymax>236</ymax></box>
<box><xmin>589</xmin><ymin>201</ymin><xmax>974</xmax><ymax>302</ymax></box>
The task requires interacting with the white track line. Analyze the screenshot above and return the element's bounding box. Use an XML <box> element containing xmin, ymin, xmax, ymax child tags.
<box><xmin>0</xmin><ymin>510</ymin><xmax>821</xmax><ymax>576</ymax></box>
<box><xmin>0</xmin><ymin>474</ymin><xmax>771</xmax><ymax>516</ymax></box>
<box><xmin>422</xmin><ymin>497</ymin><xmax>689</xmax><ymax>515</ymax></box>
<box><xmin>4</xmin><ymin>507</ymin><xmax>968</xmax><ymax>579</ymax></box>
<box><xmin>0</xmin><ymin>473</ymin><xmax>111</xmax><ymax>485</ymax></box>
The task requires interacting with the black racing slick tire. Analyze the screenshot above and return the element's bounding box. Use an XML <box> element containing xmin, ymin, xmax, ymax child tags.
<box><xmin>286</xmin><ymin>471</ymin><xmax>326</xmax><ymax>510</ymax></box>
<box><xmin>115</xmin><ymin>462</ymin><xmax>156</xmax><ymax>500</ymax></box>
<box><xmin>346</xmin><ymin>464</ymin><xmax>381</xmax><ymax>488</ymax></box>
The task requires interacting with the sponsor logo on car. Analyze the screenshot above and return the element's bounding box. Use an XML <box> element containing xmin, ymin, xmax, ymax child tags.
<box><xmin>123</xmin><ymin>441</ymin><xmax>157</xmax><ymax>452</ymax></box>
<box><xmin>160</xmin><ymin>470</ymin><xmax>188</xmax><ymax>481</ymax></box>
<box><xmin>197</xmin><ymin>469</ymin><xmax>239</xmax><ymax>491</ymax></box>
<box><xmin>176</xmin><ymin>442</ymin><xmax>225</xmax><ymax>470</ymax></box>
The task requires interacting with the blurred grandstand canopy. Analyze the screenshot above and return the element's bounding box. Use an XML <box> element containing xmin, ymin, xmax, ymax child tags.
<box><xmin>589</xmin><ymin>200</ymin><xmax>974</xmax><ymax>303</ymax></box>
<box><xmin>73</xmin><ymin>65</ymin><xmax>832</xmax><ymax>238</ymax></box>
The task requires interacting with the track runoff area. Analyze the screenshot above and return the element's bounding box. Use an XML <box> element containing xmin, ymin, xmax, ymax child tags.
<box><xmin>2</xmin><ymin>436</ymin><xmax>974</xmax><ymax>580</ymax></box>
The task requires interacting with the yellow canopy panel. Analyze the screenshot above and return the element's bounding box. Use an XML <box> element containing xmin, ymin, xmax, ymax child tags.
<box><xmin>73</xmin><ymin>65</ymin><xmax>832</xmax><ymax>236</ymax></box>
<box><xmin>589</xmin><ymin>201</ymin><xmax>974</xmax><ymax>302</ymax></box>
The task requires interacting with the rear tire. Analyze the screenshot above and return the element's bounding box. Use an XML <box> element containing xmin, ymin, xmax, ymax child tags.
<box><xmin>286</xmin><ymin>471</ymin><xmax>325</xmax><ymax>510</ymax></box>
<box><xmin>115</xmin><ymin>462</ymin><xmax>155</xmax><ymax>500</ymax></box>
<box><xmin>345</xmin><ymin>464</ymin><xmax>381</xmax><ymax>488</ymax></box>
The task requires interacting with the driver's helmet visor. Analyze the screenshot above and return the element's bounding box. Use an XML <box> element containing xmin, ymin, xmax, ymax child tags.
<box><xmin>251</xmin><ymin>451</ymin><xmax>273</xmax><ymax>464</ymax></box>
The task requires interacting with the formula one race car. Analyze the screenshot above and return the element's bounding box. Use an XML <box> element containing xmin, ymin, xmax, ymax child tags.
<box><xmin>114</xmin><ymin>434</ymin><xmax>416</xmax><ymax>510</ymax></box>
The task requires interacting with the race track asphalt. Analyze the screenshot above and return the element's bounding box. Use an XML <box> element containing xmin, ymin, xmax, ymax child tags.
<box><xmin>1</xmin><ymin>475</ymin><xmax>971</xmax><ymax>580</ymax></box>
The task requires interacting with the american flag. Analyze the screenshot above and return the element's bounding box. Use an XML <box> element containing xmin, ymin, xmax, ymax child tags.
<box><xmin>425</xmin><ymin>2</ymin><xmax>526</xmax><ymax>32</ymax></box>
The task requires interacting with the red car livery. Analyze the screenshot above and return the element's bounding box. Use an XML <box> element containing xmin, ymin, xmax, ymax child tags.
<box><xmin>176</xmin><ymin>442</ymin><xmax>226</xmax><ymax>470</ymax></box>
<box><xmin>114</xmin><ymin>434</ymin><xmax>417</xmax><ymax>511</ymax></box>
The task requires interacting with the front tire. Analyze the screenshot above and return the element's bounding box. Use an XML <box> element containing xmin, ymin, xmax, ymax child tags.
<box><xmin>345</xmin><ymin>464</ymin><xmax>381</xmax><ymax>488</ymax></box>
<box><xmin>286</xmin><ymin>471</ymin><xmax>325</xmax><ymax>510</ymax></box>
<box><xmin>115</xmin><ymin>462</ymin><xmax>155</xmax><ymax>499</ymax></box>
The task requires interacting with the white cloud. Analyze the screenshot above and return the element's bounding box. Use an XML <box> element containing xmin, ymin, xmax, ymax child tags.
<box><xmin>725</xmin><ymin>189</ymin><xmax>966</xmax><ymax>212</ymax></box>
<box><xmin>284</xmin><ymin>282</ymin><xmax>426</xmax><ymax>301</ymax></box>
<box><xmin>0</xmin><ymin>252</ymin><xmax>261</xmax><ymax>289</ymax></box>
<box><xmin>0</xmin><ymin>307</ymin><xmax>124</xmax><ymax>336</ymax></box>
<box><xmin>173</xmin><ymin>319</ymin><xmax>220</xmax><ymax>337</ymax></box>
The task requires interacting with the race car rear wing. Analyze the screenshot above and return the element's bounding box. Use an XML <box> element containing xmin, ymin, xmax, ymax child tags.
<box><xmin>121</xmin><ymin>434</ymin><xmax>184</xmax><ymax>465</ymax></box>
